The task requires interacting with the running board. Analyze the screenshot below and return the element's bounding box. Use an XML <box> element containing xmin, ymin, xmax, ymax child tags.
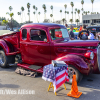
<box><xmin>17</xmin><ymin>63</ymin><xmax>43</xmax><ymax>73</ymax></box>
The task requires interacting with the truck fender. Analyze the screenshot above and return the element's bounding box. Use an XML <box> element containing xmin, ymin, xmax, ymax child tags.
<box><xmin>55</xmin><ymin>54</ymin><xmax>90</xmax><ymax>75</ymax></box>
<box><xmin>0</xmin><ymin>39</ymin><xmax>10</xmax><ymax>55</ymax></box>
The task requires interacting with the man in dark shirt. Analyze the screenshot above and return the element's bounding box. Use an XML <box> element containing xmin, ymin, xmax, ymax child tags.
<box><xmin>69</xmin><ymin>25</ymin><xmax>74</xmax><ymax>40</ymax></box>
<box><xmin>78</xmin><ymin>25</ymin><xmax>89</xmax><ymax>40</ymax></box>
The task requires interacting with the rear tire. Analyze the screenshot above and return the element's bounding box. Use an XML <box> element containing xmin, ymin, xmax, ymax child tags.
<box><xmin>67</xmin><ymin>65</ymin><xmax>83</xmax><ymax>84</ymax></box>
<box><xmin>0</xmin><ymin>50</ymin><xmax>8</xmax><ymax>68</ymax></box>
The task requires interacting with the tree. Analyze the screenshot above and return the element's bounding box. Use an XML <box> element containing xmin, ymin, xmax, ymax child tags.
<box><xmin>88</xmin><ymin>11</ymin><xmax>90</xmax><ymax>14</ymax></box>
<box><xmin>75</xmin><ymin>8</ymin><xmax>77</xmax><ymax>12</ymax></box>
<box><xmin>70</xmin><ymin>2</ymin><xmax>74</xmax><ymax>23</ymax></box>
<box><xmin>64</xmin><ymin>4</ymin><xmax>67</xmax><ymax>21</ymax></box>
<box><xmin>9</xmin><ymin>6</ymin><xmax>13</xmax><ymax>12</ymax></box>
<box><xmin>67</xmin><ymin>11</ymin><xmax>69</xmax><ymax>23</ymax></box>
<box><xmin>50</xmin><ymin>14</ymin><xmax>53</xmax><ymax>22</ymax></box>
<box><xmin>60</xmin><ymin>10</ymin><xmax>62</xmax><ymax>20</ymax></box>
<box><xmin>74</xmin><ymin>12</ymin><xmax>76</xmax><ymax>23</ymax></box>
<box><xmin>81</xmin><ymin>0</ymin><xmax>84</xmax><ymax>14</ymax></box>
<box><xmin>42</xmin><ymin>4</ymin><xmax>46</xmax><ymax>20</ymax></box>
<box><xmin>2</xmin><ymin>20</ymin><xmax>8</xmax><ymax>29</ymax></box>
<box><xmin>91</xmin><ymin>0</ymin><xmax>94</xmax><ymax>13</ymax></box>
<box><xmin>77</xmin><ymin>9</ymin><xmax>80</xmax><ymax>23</ymax></box>
<box><xmin>38</xmin><ymin>12</ymin><xmax>41</xmax><ymax>23</ymax></box>
<box><xmin>50</xmin><ymin>5</ymin><xmax>53</xmax><ymax>15</ymax></box>
<box><xmin>33</xmin><ymin>12</ymin><xmax>36</xmax><ymax>23</ymax></box>
<box><xmin>21</xmin><ymin>7</ymin><xmax>24</xmax><ymax>23</ymax></box>
<box><xmin>33</xmin><ymin>5</ymin><xmax>36</xmax><ymax>23</ymax></box>
<box><xmin>6</xmin><ymin>6</ymin><xmax>14</xmax><ymax>31</ymax></box>
<box><xmin>35</xmin><ymin>7</ymin><xmax>38</xmax><ymax>22</ymax></box>
<box><xmin>62</xmin><ymin>18</ymin><xmax>66</xmax><ymax>25</ymax></box>
<box><xmin>75</xmin><ymin>19</ymin><xmax>79</xmax><ymax>26</ymax></box>
<box><xmin>27</xmin><ymin>2</ymin><xmax>31</xmax><ymax>22</ymax></box>
<box><xmin>6</xmin><ymin>12</ymin><xmax>14</xmax><ymax>30</ymax></box>
<box><xmin>69</xmin><ymin>19</ymin><xmax>73</xmax><ymax>24</ymax></box>
<box><xmin>17</xmin><ymin>12</ymin><xmax>21</xmax><ymax>23</ymax></box>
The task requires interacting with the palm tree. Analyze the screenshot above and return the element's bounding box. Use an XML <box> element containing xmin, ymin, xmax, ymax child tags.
<box><xmin>81</xmin><ymin>8</ymin><xmax>84</xmax><ymax>12</ymax></box>
<box><xmin>69</xmin><ymin>19</ymin><xmax>73</xmax><ymax>24</ymax></box>
<box><xmin>21</xmin><ymin>7</ymin><xmax>24</xmax><ymax>23</ymax></box>
<box><xmin>67</xmin><ymin>11</ymin><xmax>69</xmax><ymax>23</ymax></box>
<box><xmin>35</xmin><ymin>7</ymin><xmax>38</xmax><ymax>22</ymax></box>
<box><xmin>70</xmin><ymin>2</ymin><xmax>74</xmax><ymax>22</ymax></box>
<box><xmin>27</xmin><ymin>2</ymin><xmax>31</xmax><ymax>22</ymax></box>
<box><xmin>65</xmin><ymin>11</ymin><xmax>67</xmax><ymax>22</ymax></box>
<box><xmin>83</xmin><ymin>11</ymin><xmax>86</xmax><ymax>15</ymax></box>
<box><xmin>75</xmin><ymin>19</ymin><xmax>79</xmax><ymax>26</ymax></box>
<box><xmin>33</xmin><ymin>5</ymin><xmax>35</xmax><ymax>10</ymax></box>
<box><xmin>60</xmin><ymin>10</ymin><xmax>62</xmax><ymax>20</ymax></box>
<box><xmin>85</xmin><ymin>11</ymin><xmax>88</xmax><ymax>15</ymax></box>
<box><xmin>74</xmin><ymin>12</ymin><xmax>76</xmax><ymax>23</ymax></box>
<box><xmin>42</xmin><ymin>4</ymin><xmax>46</xmax><ymax>20</ymax></box>
<box><xmin>17</xmin><ymin>12</ymin><xmax>21</xmax><ymax>23</ymax></box>
<box><xmin>50</xmin><ymin>14</ymin><xmax>53</xmax><ymax>22</ymax></box>
<box><xmin>33</xmin><ymin>12</ymin><xmax>36</xmax><ymax>23</ymax></box>
<box><xmin>88</xmin><ymin>11</ymin><xmax>90</xmax><ymax>14</ymax></box>
<box><xmin>62</xmin><ymin>18</ymin><xmax>66</xmax><ymax>25</ymax></box>
<box><xmin>77</xmin><ymin>9</ymin><xmax>80</xmax><ymax>23</ymax></box>
<box><xmin>81</xmin><ymin>0</ymin><xmax>84</xmax><ymax>14</ymax></box>
<box><xmin>50</xmin><ymin>5</ymin><xmax>53</xmax><ymax>15</ymax></box>
<box><xmin>9</xmin><ymin>6</ymin><xmax>13</xmax><ymax>12</ymax></box>
<box><xmin>91</xmin><ymin>0</ymin><xmax>94</xmax><ymax>13</ymax></box>
<box><xmin>44</xmin><ymin>9</ymin><xmax>47</xmax><ymax>19</ymax></box>
<box><xmin>38</xmin><ymin>12</ymin><xmax>41</xmax><ymax>23</ymax></box>
<box><xmin>64</xmin><ymin>4</ymin><xmax>67</xmax><ymax>21</ymax></box>
<box><xmin>75</xmin><ymin>8</ymin><xmax>77</xmax><ymax>12</ymax></box>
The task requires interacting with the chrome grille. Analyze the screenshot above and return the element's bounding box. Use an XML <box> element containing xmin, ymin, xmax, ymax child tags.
<box><xmin>97</xmin><ymin>45</ymin><xmax>100</xmax><ymax>71</ymax></box>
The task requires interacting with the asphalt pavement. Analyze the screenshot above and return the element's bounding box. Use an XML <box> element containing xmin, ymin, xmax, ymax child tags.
<box><xmin>0</xmin><ymin>65</ymin><xmax>100</xmax><ymax>100</ymax></box>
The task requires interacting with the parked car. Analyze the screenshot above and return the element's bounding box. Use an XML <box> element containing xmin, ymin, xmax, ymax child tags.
<box><xmin>87</xmin><ymin>26</ymin><xmax>100</xmax><ymax>37</ymax></box>
<box><xmin>0</xmin><ymin>23</ymin><xmax>100</xmax><ymax>84</ymax></box>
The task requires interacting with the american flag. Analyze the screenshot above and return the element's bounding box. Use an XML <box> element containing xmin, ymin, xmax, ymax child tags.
<box><xmin>42</xmin><ymin>64</ymin><xmax>69</xmax><ymax>92</ymax></box>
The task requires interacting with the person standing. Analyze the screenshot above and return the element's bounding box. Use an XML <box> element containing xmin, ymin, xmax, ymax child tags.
<box><xmin>78</xmin><ymin>25</ymin><xmax>89</xmax><ymax>40</ymax></box>
<box><xmin>69</xmin><ymin>25</ymin><xmax>74</xmax><ymax>40</ymax></box>
<box><xmin>88</xmin><ymin>31</ymin><xmax>95</xmax><ymax>40</ymax></box>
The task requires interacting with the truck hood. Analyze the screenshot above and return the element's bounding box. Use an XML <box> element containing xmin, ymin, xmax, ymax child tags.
<box><xmin>53</xmin><ymin>40</ymin><xmax>100</xmax><ymax>47</ymax></box>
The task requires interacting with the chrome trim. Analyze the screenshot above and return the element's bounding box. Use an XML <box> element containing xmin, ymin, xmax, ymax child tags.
<box><xmin>97</xmin><ymin>45</ymin><xmax>100</xmax><ymax>71</ymax></box>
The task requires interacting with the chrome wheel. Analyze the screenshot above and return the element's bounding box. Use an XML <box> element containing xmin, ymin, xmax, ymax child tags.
<box><xmin>68</xmin><ymin>67</ymin><xmax>76</xmax><ymax>83</ymax></box>
<box><xmin>0</xmin><ymin>53</ymin><xmax>4</xmax><ymax>66</ymax></box>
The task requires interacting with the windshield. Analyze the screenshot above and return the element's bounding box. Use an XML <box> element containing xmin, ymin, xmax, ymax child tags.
<box><xmin>49</xmin><ymin>28</ymin><xmax>69</xmax><ymax>40</ymax></box>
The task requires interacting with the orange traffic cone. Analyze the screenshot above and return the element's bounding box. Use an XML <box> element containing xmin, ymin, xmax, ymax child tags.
<box><xmin>67</xmin><ymin>74</ymin><xmax>82</xmax><ymax>98</ymax></box>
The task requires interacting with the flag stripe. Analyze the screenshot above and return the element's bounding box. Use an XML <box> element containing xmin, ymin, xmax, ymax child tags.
<box><xmin>56</xmin><ymin>75</ymin><xmax>65</xmax><ymax>85</ymax></box>
<box><xmin>56</xmin><ymin>79</ymin><xmax>66</xmax><ymax>89</ymax></box>
<box><xmin>56</xmin><ymin>72</ymin><xmax>65</xmax><ymax>82</ymax></box>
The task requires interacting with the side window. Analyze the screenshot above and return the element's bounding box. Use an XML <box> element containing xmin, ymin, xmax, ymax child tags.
<box><xmin>30</xmin><ymin>30</ymin><xmax>47</xmax><ymax>41</ymax></box>
<box><xmin>22</xmin><ymin>29</ymin><xmax>27</xmax><ymax>40</ymax></box>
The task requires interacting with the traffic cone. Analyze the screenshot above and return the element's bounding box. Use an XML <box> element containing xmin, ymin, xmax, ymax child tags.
<box><xmin>67</xmin><ymin>74</ymin><xmax>82</xmax><ymax>98</ymax></box>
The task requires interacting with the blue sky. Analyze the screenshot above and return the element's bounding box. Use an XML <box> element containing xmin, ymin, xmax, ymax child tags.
<box><xmin>0</xmin><ymin>0</ymin><xmax>100</xmax><ymax>23</ymax></box>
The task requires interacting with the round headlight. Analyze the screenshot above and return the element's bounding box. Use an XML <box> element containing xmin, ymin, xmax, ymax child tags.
<box><xmin>90</xmin><ymin>52</ymin><xmax>94</xmax><ymax>60</ymax></box>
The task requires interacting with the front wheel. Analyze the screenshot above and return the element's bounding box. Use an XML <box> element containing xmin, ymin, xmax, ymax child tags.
<box><xmin>67</xmin><ymin>65</ymin><xmax>83</xmax><ymax>84</ymax></box>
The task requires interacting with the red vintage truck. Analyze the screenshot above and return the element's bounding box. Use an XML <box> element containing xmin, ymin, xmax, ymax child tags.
<box><xmin>0</xmin><ymin>23</ymin><xmax>100</xmax><ymax>83</ymax></box>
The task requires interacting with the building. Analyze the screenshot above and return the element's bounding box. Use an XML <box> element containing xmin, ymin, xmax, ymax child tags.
<box><xmin>82</xmin><ymin>14</ymin><xmax>100</xmax><ymax>26</ymax></box>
